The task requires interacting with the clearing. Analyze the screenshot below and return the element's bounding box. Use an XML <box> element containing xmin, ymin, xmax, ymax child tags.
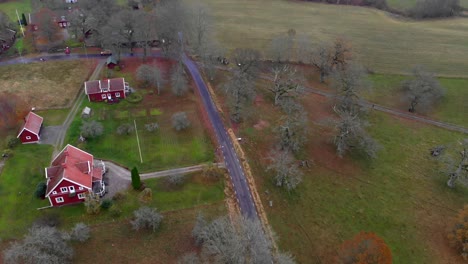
<box><xmin>200</xmin><ymin>0</ymin><xmax>468</xmax><ymax>77</ymax></box>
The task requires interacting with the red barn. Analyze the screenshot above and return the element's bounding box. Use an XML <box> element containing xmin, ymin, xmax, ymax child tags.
<box><xmin>17</xmin><ymin>112</ymin><xmax>43</xmax><ymax>144</ymax></box>
<box><xmin>45</xmin><ymin>144</ymin><xmax>106</xmax><ymax>207</ymax></box>
<box><xmin>84</xmin><ymin>78</ymin><xmax>129</xmax><ymax>102</ymax></box>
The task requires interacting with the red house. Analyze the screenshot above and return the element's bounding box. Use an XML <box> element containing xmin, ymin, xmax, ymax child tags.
<box><xmin>84</xmin><ymin>77</ymin><xmax>129</xmax><ymax>102</ymax></box>
<box><xmin>17</xmin><ymin>112</ymin><xmax>43</xmax><ymax>144</ymax></box>
<box><xmin>45</xmin><ymin>144</ymin><xmax>106</xmax><ymax>207</ymax></box>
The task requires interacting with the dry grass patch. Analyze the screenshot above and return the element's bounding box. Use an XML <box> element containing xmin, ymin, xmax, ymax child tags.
<box><xmin>0</xmin><ymin>60</ymin><xmax>93</xmax><ymax>108</ymax></box>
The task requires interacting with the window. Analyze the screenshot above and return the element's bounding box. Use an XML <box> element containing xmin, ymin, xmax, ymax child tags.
<box><xmin>101</xmin><ymin>94</ymin><xmax>106</xmax><ymax>99</ymax></box>
<box><xmin>60</xmin><ymin>187</ymin><xmax>68</xmax><ymax>193</ymax></box>
<box><xmin>78</xmin><ymin>193</ymin><xmax>85</xmax><ymax>199</ymax></box>
<box><xmin>79</xmin><ymin>186</ymin><xmax>84</xmax><ymax>191</ymax></box>
<box><xmin>55</xmin><ymin>197</ymin><xmax>64</xmax><ymax>203</ymax></box>
<box><xmin>52</xmin><ymin>191</ymin><xmax>57</xmax><ymax>194</ymax></box>
<box><xmin>26</xmin><ymin>136</ymin><xmax>31</xmax><ymax>140</ymax></box>
<box><xmin>69</xmin><ymin>186</ymin><xmax>75</xmax><ymax>192</ymax></box>
<box><xmin>115</xmin><ymin>92</ymin><xmax>121</xmax><ymax>98</ymax></box>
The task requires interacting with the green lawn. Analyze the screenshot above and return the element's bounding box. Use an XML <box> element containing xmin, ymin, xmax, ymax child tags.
<box><xmin>65</xmin><ymin>95</ymin><xmax>214</xmax><ymax>172</ymax></box>
<box><xmin>37</xmin><ymin>108</ymin><xmax>70</xmax><ymax>126</ymax></box>
<box><xmin>0</xmin><ymin>0</ymin><xmax>31</xmax><ymax>22</ymax></box>
<box><xmin>199</xmin><ymin>0</ymin><xmax>468</xmax><ymax>77</ymax></box>
<box><xmin>0</xmin><ymin>144</ymin><xmax>53</xmax><ymax>239</ymax></box>
<box><xmin>366</xmin><ymin>74</ymin><xmax>468</xmax><ymax>127</ymax></box>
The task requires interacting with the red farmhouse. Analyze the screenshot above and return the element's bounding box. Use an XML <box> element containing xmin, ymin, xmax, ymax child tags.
<box><xmin>84</xmin><ymin>78</ymin><xmax>129</xmax><ymax>102</ymax></box>
<box><xmin>45</xmin><ymin>144</ymin><xmax>106</xmax><ymax>207</ymax></box>
<box><xmin>17</xmin><ymin>111</ymin><xmax>43</xmax><ymax>144</ymax></box>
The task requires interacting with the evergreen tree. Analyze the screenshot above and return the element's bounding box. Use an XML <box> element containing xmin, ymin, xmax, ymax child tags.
<box><xmin>21</xmin><ymin>13</ymin><xmax>27</xmax><ymax>26</ymax></box>
<box><xmin>131</xmin><ymin>167</ymin><xmax>141</xmax><ymax>190</ymax></box>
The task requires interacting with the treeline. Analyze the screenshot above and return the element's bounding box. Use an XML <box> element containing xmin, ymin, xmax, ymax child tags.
<box><xmin>303</xmin><ymin>0</ymin><xmax>462</xmax><ymax>19</ymax></box>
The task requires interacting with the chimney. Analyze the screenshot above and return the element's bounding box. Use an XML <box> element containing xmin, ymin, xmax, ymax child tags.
<box><xmin>108</xmin><ymin>79</ymin><xmax>110</xmax><ymax>89</ymax></box>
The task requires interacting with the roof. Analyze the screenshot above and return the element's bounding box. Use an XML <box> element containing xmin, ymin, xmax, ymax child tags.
<box><xmin>0</xmin><ymin>28</ymin><xmax>16</xmax><ymax>41</ymax></box>
<box><xmin>45</xmin><ymin>145</ymin><xmax>94</xmax><ymax>197</ymax></box>
<box><xmin>17</xmin><ymin>112</ymin><xmax>43</xmax><ymax>137</ymax></box>
<box><xmin>106</xmin><ymin>56</ymin><xmax>117</xmax><ymax>65</ymax></box>
<box><xmin>85</xmin><ymin>77</ymin><xmax>125</xmax><ymax>95</ymax></box>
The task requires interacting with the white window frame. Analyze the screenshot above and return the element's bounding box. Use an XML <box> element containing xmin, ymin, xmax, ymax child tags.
<box><xmin>78</xmin><ymin>193</ymin><xmax>85</xmax><ymax>199</ymax></box>
<box><xmin>101</xmin><ymin>94</ymin><xmax>107</xmax><ymax>99</ymax></box>
<box><xmin>55</xmin><ymin>197</ymin><xmax>64</xmax><ymax>203</ymax></box>
<box><xmin>25</xmin><ymin>136</ymin><xmax>31</xmax><ymax>140</ymax></box>
<box><xmin>60</xmin><ymin>187</ymin><xmax>68</xmax><ymax>193</ymax></box>
<box><xmin>115</xmin><ymin>92</ymin><xmax>121</xmax><ymax>98</ymax></box>
<box><xmin>69</xmin><ymin>186</ymin><xmax>75</xmax><ymax>192</ymax></box>
<box><xmin>79</xmin><ymin>186</ymin><xmax>84</xmax><ymax>191</ymax></box>
<box><xmin>52</xmin><ymin>191</ymin><xmax>57</xmax><ymax>194</ymax></box>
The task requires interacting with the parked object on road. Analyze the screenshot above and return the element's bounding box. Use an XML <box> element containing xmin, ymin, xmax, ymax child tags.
<box><xmin>100</xmin><ymin>49</ymin><xmax>112</xmax><ymax>56</ymax></box>
<box><xmin>65</xmin><ymin>46</ymin><xmax>70</xmax><ymax>55</ymax></box>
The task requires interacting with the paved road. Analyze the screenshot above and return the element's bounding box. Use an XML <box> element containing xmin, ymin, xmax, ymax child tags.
<box><xmin>183</xmin><ymin>54</ymin><xmax>258</xmax><ymax>219</ymax></box>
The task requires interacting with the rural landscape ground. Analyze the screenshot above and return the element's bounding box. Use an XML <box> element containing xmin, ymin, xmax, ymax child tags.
<box><xmin>0</xmin><ymin>0</ymin><xmax>467</xmax><ymax>263</ymax></box>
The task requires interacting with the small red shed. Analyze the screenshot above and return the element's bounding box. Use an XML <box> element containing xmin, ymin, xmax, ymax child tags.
<box><xmin>45</xmin><ymin>144</ymin><xmax>106</xmax><ymax>207</ymax></box>
<box><xmin>84</xmin><ymin>77</ymin><xmax>129</xmax><ymax>102</ymax></box>
<box><xmin>17</xmin><ymin>111</ymin><xmax>43</xmax><ymax>144</ymax></box>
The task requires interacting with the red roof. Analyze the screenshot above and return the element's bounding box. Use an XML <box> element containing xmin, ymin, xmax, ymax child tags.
<box><xmin>17</xmin><ymin>112</ymin><xmax>43</xmax><ymax>137</ymax></box>
<box><xmin>45</xmin><ymin>145</ymin><xmax>95</xmax><ymax>197</ymax></box>
<box><xmin>85</xmin><ymin>78</ymin><xmax>125</xmax><ymax>95</ymax></box>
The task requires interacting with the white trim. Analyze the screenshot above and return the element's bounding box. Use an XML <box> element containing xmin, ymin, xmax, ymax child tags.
<box><xmin>69</xmin><ymin>186</ymin><xmax>75</xmax><ymax>192</ymax></box>
<box><xmin>78</xmin><ymin>193</ymin><xmax>85</xmax><ymax>199</ymax></box>
<box><xmin>48</xmin><ymin>196</ymin><xmax>53</xmax><ymax>206</ymax></box>
<box><xmin>45</xmin><ymin>177</ymin><xmax>64</xmax><ymax>197</ymax></box>
<box><xmin>52</xmin><ymin>191</ymin><xmax>57</xmax><ymax>194</ymax></box>
<box><xmin>115</xmin><ymin>92</ymin><xmax>121</xmax><ymax>98</ymax></box>
<box><xmin>79</xmin><ymin>186</ymin><xmax>84</xmax><ymax>190</ymax></box>
<box><xmin>65</xmin><ymin>178</ymin><xmax>92</xmax><ymax>191</ymax></box>
<box><xmin>25</xmin><ymin>136</ymin><xmax>31</xmax><ymax>140</ymax></box>
<box><xmin>17</xmin><ymin>127</ymin><xmax>39</xmax><ymax>138</ymax></box>
<box><xmin>87</xmin><ymin>161</ymin><xmax>91</xmax><ymax>173</ymax></box>
<box><xmin>101</xmin><ymin>94</ymin><xmax>106</xmax><ymax>99</ymax></box>
<box><xmin>55</xmin><ymin>197</ymin><xmax>64</xmax><ymax>203</ymax></box>
<box><xmin>44</xmin><ymin>168</ymin><xmax>48</xmax><ymax>178</ymax></box>
<box><xmin>60</xmin><ymin>187</ymin><xmax>68</xmax><ymax>193</ymax></box>
<box><xmin>84</xmin><ymin>81</ymin><xmax>88</xmax><ymax>95</ymax></box>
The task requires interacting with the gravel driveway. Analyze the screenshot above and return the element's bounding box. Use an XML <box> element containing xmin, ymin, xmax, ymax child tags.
<box><xmin>103</xmin><ymin>161</ymin><xmax>131</xmax><ymax>198</ymax></box>
<box><xmin>40</xmin><ymin>126</ymin><xmax>62</xmax><ymax>145</ymax></box>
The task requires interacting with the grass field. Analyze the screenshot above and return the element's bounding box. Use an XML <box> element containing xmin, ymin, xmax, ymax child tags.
<box><xmin>0</xmin><ymin>60</ymin><xmax>93</xmax><ymax>108</ymax></box>
<box><xmin>209</xmin><ymin>71</ymin><xmax>468</xmax><ymax>263</ymax></box>
<box><xmin>0</xmin><ymin>0</ymin><xmax>31</xmax><ymax>22</ymax></box>
<box><xmin>200</xmin><ymin>0</ymin><xmax>468</xmax><ymax>77</ymax></box>
<box><xmin>37</xmin><ymin>108</ymin><xmax>70</xmax><ymax>126</ymax></box>
<box><xmin>65</xmin><ymin>92</ymin><xmax>214</xmax><ymax>172</ymax></box>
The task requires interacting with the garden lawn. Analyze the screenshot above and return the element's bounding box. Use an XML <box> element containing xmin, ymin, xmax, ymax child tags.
<box><xmin>366</xmin><ymin>74</ymin><xmax>468</xmax><ymax>127</ymax></box>
<box><xmin>37</xmin><ymin>108</ymin><xmax>69</xmax><ymax>126</ymax></box>
<box><xmin>65</xmin><ymin>93</ymin><xmax>214</xmax><ymax>172</ymax></box>
<box><xmin>199</xmin><ymin>0</ymin><xmax>468</xmax><ymax>77</ymax></box>
<box><xmin>0</xmin><ymin>0</ymin><xmax>31</xmax><ymax>22</ymax></box>
<box><xmin>0</xmin><ymin>144</ymin><xmax>52</xmax><ymax>239</ymax></box>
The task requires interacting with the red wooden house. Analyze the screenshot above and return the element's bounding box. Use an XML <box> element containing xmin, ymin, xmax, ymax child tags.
<box><xmin>45</xmin><ymin>144</ymin><xmax>106</xmax><ymax>207</ymax></box>
<box><xmin>84</xmin><ymin>77</ymin><xmax>129</xmax><ymax>102</ymax></box>
<box><xmin>17</xmin><ymin>112</ymin><xmax>43</xmax><ymax>144</ymax></box>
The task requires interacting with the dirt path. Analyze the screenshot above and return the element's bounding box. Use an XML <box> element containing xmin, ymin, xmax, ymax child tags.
<box><xmin>51</xmin><ymin>60</ymin><xmax>106</xmax><ymax>159</ymax></box>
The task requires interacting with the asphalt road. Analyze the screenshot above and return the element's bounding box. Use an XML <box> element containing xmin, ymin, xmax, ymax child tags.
<box><xmin>182</xmin><ymin>54</ymin><xmax>259</xmax><ymax>219</ymax></box>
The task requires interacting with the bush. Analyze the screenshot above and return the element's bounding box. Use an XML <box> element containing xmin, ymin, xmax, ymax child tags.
<box><xmin>34</xmin><ymin>182</ymin><xmax>47</xmax><ymax>199</ymax></box>
<box><xmin>84</xmin><ymin>192</ymin><xmax>101</xmax><ymax>215</ymax></box>
<box><xmin>202</xmin><ymin>164</ymin><xmax>225</xmax><ymax>180</ymax></box>
<box><xmin>6</xmin><ymin>136</ymin><xmax>20</xmax><ymax>149</ymax></box>
<box><xmin>100</xmin><ymin>199</ymin><xmax>113</xmax><ymax>210</ymax></box>
<box><xmin>409</xmin><ymin>0</ymin><xmax>461</xmax><ymax>18</ymax></box>
<box><xmin>448</xmin><ymin>205</ymin><xmax>468</xmax><ymax>260</ymax></box>
<box><xmin>80</xmin><ymin>120</ymin><xmax>104</xmax><ymax>139</ymax></box>
<box><xmin>335</xmin><ymin>232</ymin><xmax>392</xmax><ymax>264</ymax></box>
<box><xmin>172</xmin><ymin>112</ymin><xmax>191</xmax><ymax>131</ymax></box>
<box><xmin>70</xmin><ymin>223</ymin><xmax>90</xmax><ymax>242</ymax></box>
<box><xmin>131</xmin><ymin>206</ymin><xmax>163</xmax><ymax>232</ymax></box>
<box><xmin>166</xmin><ymin>174</ymin><xmax>185</xmax><ymax>186</ymax></box>
<box><xmin>145</xmin><ymin>123</ymin><xmax>159</xmax><ymax>132</ymax></box>
<box><xmin>126</xmin><ymin>92</ymin><xmax>143</xmax><ymax>103</ymax></box>
<box><xmin>138</xmin><ymin>188</ymin><xmax>153</xmax><ymax>203</ymax></box>
<box><xmin>116</xmin><ymin>123</ymin><xmax>134</xmax><ymax>135</ymax></box>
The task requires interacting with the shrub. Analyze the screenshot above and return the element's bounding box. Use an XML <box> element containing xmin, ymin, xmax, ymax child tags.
<box><xmin>126</xmin><ymin>92</ymin><xmax>143</xmax><ymax>103</ymax></box>
<box><xmin>145</xmin><ymin>123</ymin><xmax>159</xmax><ymax>132</ymax></box>
<box><xmin>202</xmin><ymin>164</ymin><xmax>225</xmax><ymax>180</ymax></box>
<box><xmin>131</xmin><ymin>207</ymin><xmax>163</xmax><ymax>232</ymax></box>
<box><xmin>131</xmin><ymin>167</ymin><xmax>141</xmax><ymax>190</ymax></box>
<box><xmin>448</xmin><ymin>205</ymin><xmax>468</xmax><ymax>260</ymax></box>
<box><xmin>138</xmin><ymin>188</ymin><xmax>153</xmax><ymax>203</ymax></box>
<box><xmin>100</xmin><ymin>199</ymin><xmax>113</xmax><ymax>210</ymax></box>
<box><xmin>80</xmin><ymin>120</ymin><xmax>104</xmax><ymax>139</ymax></box>
<box><xmin>166</xmin><ymin>174</ymin><xmax>185</xmax><ymax>186</ymax></box>
<box><xmin>83</xmin><ymin>192</ymin><xmax>101</xmax><ymax>215</ymax></box>
<box><xmin>70</xmin><ymin>223</ymin><xmax>90</xmax><ymax>242</ymax></box>
<box><xmin>409</xmin><ymin>0</ymin><xmax>461</xmax><ymax>18</ymax></box>
<box><xmin>335</xmin><ymin>231</ymin><xmax>392</xmax><ymax>264</ymax></box>
<box><xmin>112</xmin><ymin>191</ymin><xmax>127</xmax><ymax>201</ymax></box>
<box><xmin>116</xmin><ymin>123</ymin><xmax>134</xmax><ymax>135</ymax></box>
<box><xmin>172</xmin><ymin>112</ymin><xmax>191</xmax><ymax>131</ymax></box>
<box><xmin>6</xmin><ymin>136</ymin><xmax>20</xmax><ymax>149</ymax></box>
<box><xmin>34</xmin><ymin>182</ymin><xmax>47</xmax><ymax>199</ymax></box>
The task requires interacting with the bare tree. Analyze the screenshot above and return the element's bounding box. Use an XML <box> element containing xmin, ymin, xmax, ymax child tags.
<box><xmin>3</xmin><ymin>225</ymin><xmax>73</xmax><ymax>264</ymax></box>
<box><xmin>70</xmin><ymin>223</ymin><xmax>90</xmax><ymax>242</ymax></box>
<box><xmin>131</xmin><ymin>206</ymin><xmax>163</xmax><ymax>232</ymax></box>
<box><xmin>134</xmin><ymin>10</ymin><xmax>157</xmax><ymax>60</ymax></box>
<box><xmin>330</xmin><ymin>37</ymin><xmax>352</xmax><ymax>71</ymax></box>
<box><xmin>136</xmin><ymin>64</ymin><xmax>165</xmax><ymax>94</ymax></box>
<box><xmin>80</xmin><ymin>120</ymin><xmax>103</xmax><ymax>139</ymax></box>
<box><xmin>186</xmin><ymin>1</ymin><xmax>213</xmax><ymax>57</ymax></box>
<box><xmin>224</xmin><ymin>71</ymin><xmax>256</xmax><ymax>123</ymax></box>
<box><xmin>402</xmin><ymin>66</ymin><xmax>445</xmax><ymax>113</ymax></box>
<box><xmin>172</xmin><ymin>112</ymin><xmax>191</xmax><ymax>131</ymax></box>
<box><xmin>267</xmin><ymin>149</ymin><xmax>303</xmax><ymax>190</ymax></box>
<box><xmin>309</xmin><ymin>38</ymin><xmax>352</xmax><ymax>83</ymax></box>
<box><xmin>333</xmin><ymin>108</ymin><xmax>380</xmax><ymax>159</ymax></box>
<box><xmin>116</xmin><ymin>123</ymin><xmax>134</xmax><ymax>135</ymax></box>
<box><xmin>296</xmin><ymin>34</ymin><xmax>311</xmax><ymax>64</ymax></box>
<box><xmin>156</xmin><ymin>0</ymin><xmax>189</xmax><ymax>57</ymax></box>
<box><xmin>330</xmin><ymin>63</ymin><xmax>371</xmax><ymax>115</ymax></box>
<box><xmin>442</xmin><ymin>139</ymin><xmax>468</xmax><ymax>188</ymax></box>
<box><xmin>35</xmin><ymin>8</ymin><xmax>61</xmax><ymax>43</ymax></box>
<box><xmin>268</xmin><ymin>34</ymin><xmax>293</xmax><ymax>63</ymax></box>
<box><xmin>110</xmin><ymin>10</ymin><xmax>139</xmax><ymax>55</ymax></box>
<box><xmin>277</xmin><ymin>99</ymin><xmax>308</xmax><ymax>153</ymax></box>
<box><xmin>83</xmin><ymin>192</ymin><xmax>101</xmax><ymax>215</ymax></box>
<box><xmin>67</xmin><ymin>9</ymin><xmax>94</xmax><ymax>40</ymax></box>
<box><xmin>269</xmin><ymin>65</ymin><xmax>303</xmax><ymax>106</ymax></box>
<box><xmin>0</xmin><ymin>11</ymin><xmax>13</xmax><ymax>31</ymax></box>
<box><xmin>232</xmin><ymin>48</ymin><xmax>261</xmax><ymax>79</ymax></box>
<box><xmin>171</xmin><ymin>63</ymin><xmax>189</xmax><ymax>96</ymax></box>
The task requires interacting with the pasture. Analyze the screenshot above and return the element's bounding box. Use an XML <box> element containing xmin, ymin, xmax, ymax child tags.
<box><xmin>200</xmin><ymin>0</ymin><xmax>468</xmax><ymax>77</ymax></box>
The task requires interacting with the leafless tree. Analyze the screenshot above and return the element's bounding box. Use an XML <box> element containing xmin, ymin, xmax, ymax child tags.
<box><xmin>441</xmin><ymin>139</ymin><xmax>468</xmax><ymax>188</ymax></box>
<box><xmin>116</xmin><ymin>123</ymin><xmax>134</xmax><ymax>135</ymax></box>
<box><xmin>166</xmin><ymin>174</ymin><xmax>185</xmax><ymax>186</ymax></box>
<box><xmin>232</xmin><ymin>48</ymin><xmax>261</xmax><ymax>79</ymax></box>
<box><xmin>269</xmin><ymin>65</ymin><xmax>304</xmax><ymax>105</ymax></box>
<box><xmin>330</xmin><ymin>63</ymin><xmax>371</xmax><ymax>115</ymax></box>
<box><xmin>80</xmin><ymin>120</ymin><xmax>103</xmax><ymax>139</ymax></box>
<box><xmin>309</xmin><ymin>38</ymin><xmax>352</xmax><ymax>83</ymax></box>
<box><xmin>309</xmin><ymin>42</ymin><xmax>331</xmax><ymax>83</ymax></box>
<box><xmin>35</xmin><ymin>8</ymin><xmax>61</xmax><ymax>43</ymax></box>
<box><xmin>171</xmin><ymin>63</ymin><xmax>189</xmax><ymax>96</ymax></box>
<box><xmin>333</xmin><ymin>108</ymin><xmax>380</xmax><ymax>159</ymax></box>
<box><xmin>136</xmin><ymin>64</ymin><xmax>165</xmax><ymax>94</ymax></box>
<box><xmin>267</xmin><ymin>149</ymin><xmax>303</xmax><ymax>191</ymax></box>
<box><xmin>67</xmin><ymin>10</ymin><xmax>94</xmax><ymax>40</ymax></box>
<box><xmin>83</xmin><ymin>192</ymin><xmax>101</xmax><ymax>215</ymax></box>
<box><xmin>70</xmin><ymin>223</ymin><xmax>90</xmax><ymax>242</ymax></box>
<box><xmin>268</xmin><ymin>34</ymin><xmax>294</xmax><ymax>63</ymax></box>
<box><xmin>131</xmin><ymin>206</ymin><xmax>163</xmax><ymax>232</ymax></box>
<box><xmin>155</xmin><ymin>0</ymin><xmax>189</xmax><ymax>57</ymax></box>
<box><xmin>110</xmin><ymin>10</ymin><xmax>139</xmax><ymax>54</ymax></box>
<box><xmin>402</xmin><ymin>66</ymin><xmax>445</xmax><ymax>113</ymax></box>
<box><xmin>3</xmin><ymin>226</ymin><xmax>73</xmax><ymax>264</ymax></box>
<box><xmin>186</xmin><ymin>1</ymin><xmax>213</xmax><ymax>57</ymax></box>
<box><xmin>277</xmin><ymin>99</ymin><xmax>308</xmax><ymax>153</ymax></box>
<box><xmin>224</xmin><ymin>70</ymin><xmax>256</xmax><ymax>123</ymax></box>
<box><xmin>296</xmin><ymin>34</ymin><xmax>311</xmax><ymax>63</ymax></box>
<box><xmin>172</xmin><ymin>112</ymin><xmax>191</xmax><ymax>131</ymax></box>
<box><xmin>134</xmin><ymin>10</ymin><xmax>157</xmax><ymax>60</ymax></box>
